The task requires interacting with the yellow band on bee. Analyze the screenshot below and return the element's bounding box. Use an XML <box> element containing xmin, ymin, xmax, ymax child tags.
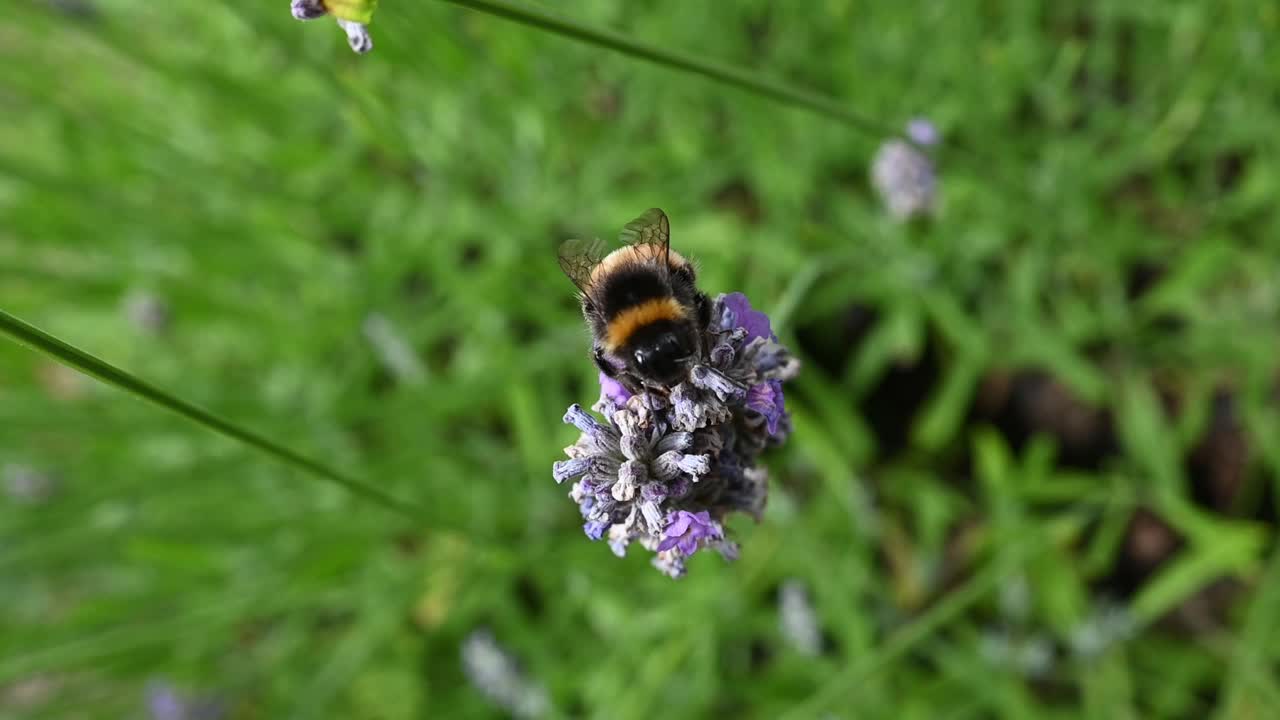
<box><xmin>605</xmin><ymin>298</ymin><xmax>686</xmax><ymax>351</ymax></box>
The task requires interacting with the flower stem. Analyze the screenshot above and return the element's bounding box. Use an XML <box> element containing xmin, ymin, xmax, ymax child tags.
<box><xmin>0</xmin><ymin>309</ymin><xmax>424</xmax><ymax>521</ymax></box>
<box><xmin>437</xmin><ymin>0</ymin><xmax>900</xmax><ymax>139</ymax></box>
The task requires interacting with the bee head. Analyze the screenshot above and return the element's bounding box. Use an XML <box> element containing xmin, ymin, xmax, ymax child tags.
<box><xmin>629</xmin><ymin>325</ymin><xmax>695</xmax><ymax>387</ymax></box>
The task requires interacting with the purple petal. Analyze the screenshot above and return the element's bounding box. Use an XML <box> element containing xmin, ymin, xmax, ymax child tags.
<box><xmin>746</xmin><ymin>379</ymin><xmax>786</xmax><ymax>436</ymax></box>
<box><xmin>657</xmin><ymin>535</ymin><xmax>681</xmax><ymax>552</ymax></box>
<box><xmin>666</xmin><ymin>511</ymin><xmax>694</xmax><ymax>536</ymax></box>
<box><xmin>583</xmin><ymin>519</ymin><xmax>609</xmax><ymax>540</ymax></box>
<box><xmin>598</xmin><ymin>372</ymin><xmax>633</xmax><ymax>405</ymax></box>
<box><xmin>721</xmin><ymin>292</ymin><xmax>775</xmax><ymax>343</ymax></box>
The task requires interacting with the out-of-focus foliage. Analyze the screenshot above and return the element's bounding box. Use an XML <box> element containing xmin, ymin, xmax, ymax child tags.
<box><xmin>2</xmin><ymin>1</ymin><xmax>1278</xmax><ymax>718</ymax></box>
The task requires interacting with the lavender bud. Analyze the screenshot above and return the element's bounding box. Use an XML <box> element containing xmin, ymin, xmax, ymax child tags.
<box><xmin>639</xmin><ymin>500</ymin><xmax>664</xmax><ymax>532</ymax></box>
<box><xmin>619</xmin><ymin>432</ymin><xmax>650</xmax><ymax>462</ymax></box>
<box><xmin>678</xmin><ymin>453</ymin><xmax>711</xmax><ymax>477</ymax></box>
<box><xmin>710</xmin><ymin>341</ymin><xmax>736</xmax><ymax>367</ymax></box>
<box><xmin>290</xmin><ymin>0</ymin><xmax>327</xmax><ymax>20</ymax></box>
<box><xmin>583</xmin><ymin>519</ymin><xmax>609</xmax><ymax>541</ymax></box>
<box><xmin>563</xmin><ymin>404</ymin><xmax>613</xmax><ymax>441</ymax></box>
<box><xmin>652</xmin><ymin>451</ymin><xmax>692</xmax><ymax>482</ymax></box>
<box><xmin>607</xmin><ymin>525</ymin><xmax>630</xmax><ymax>557</ymax></box>
<box><xmin>552</xmin><ymin>457</ymin><xmax>592</xmax><ymax>485</ymax></box>
<box><xmin>611</xmin><ymin>460</ymin><xmax>646</xmax><ymax>501</ymax></box>
<box><xmin>337</xmin><ymin>18</ymin><xmax>373</xmax><ymax>54</ymax></box>
<box><xmin>667</xmin><ymin>477</ymin><xmax>692</xmax><ymax>498</ymax></box>
<box><xmin>670</xmin><ymin>382</ymin><xmax>732</xmax><ymax>431</ymax></box>
<box><xmin>640</xmin><ymin>483</ymin><xmax>667</xmax><ymax>502</ymax></box>
<box><xmin>655</xmin><ymin>431</ymin><xmax>693</xmax><ymax>454</ymax></box>
<box><xmin>691</xmin><ymin>365</ymin><xmax>747</xmax><ymax>402</ymax></box>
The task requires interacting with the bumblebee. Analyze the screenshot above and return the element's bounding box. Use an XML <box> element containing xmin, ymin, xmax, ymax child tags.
<box><xmin>559</xmin><ymin>208</ymin><xmax>711</xmax><ymax>392</ymax></box>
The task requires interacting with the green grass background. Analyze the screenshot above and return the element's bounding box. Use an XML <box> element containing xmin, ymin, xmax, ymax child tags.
<box><xmin>3</xmin><ymin>1</ymin><xmax>1280</xmax><ymax>717</ymax></box>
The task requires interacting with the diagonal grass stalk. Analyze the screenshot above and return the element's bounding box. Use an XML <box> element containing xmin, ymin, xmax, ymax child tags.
<box><xmin>437</xmin><ymin>0</ymin><xmax>900</xmax><ymax>139</ymax></box>
<box><xmin>435</xmin><ymin>0</ymin><xmax>1025</xmax><ymax>199</ymax></box>
<box><xmin>0</xmin><ymin>309</ymin><xmax>425</xmax><ymax>522</ymax></box>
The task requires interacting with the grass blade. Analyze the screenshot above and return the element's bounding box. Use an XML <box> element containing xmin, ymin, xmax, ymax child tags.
<box><xmin>437</xmin><ymin>0</ymin><xmax>899</xmax><ymax>139</ymax></box>
<box><xmin>0</xmin><ymin>309</ymin><xmax>425</xmax><ymax>522</ymax></box>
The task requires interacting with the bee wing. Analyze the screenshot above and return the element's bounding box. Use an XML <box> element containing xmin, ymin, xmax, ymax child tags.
<box><xmin>557</xmin><ymin>237</ymin><xmax>608</xmax><ymax>294</ymax></box>
<box><xmin>618</xmin><ymin>207</ymin><xmax>670</xmax><ymax>252</ymax></box>
<box><xmin>618</xmin><ymin>208</ymin><xmax>671</xmax><ymax>279</ymax></box>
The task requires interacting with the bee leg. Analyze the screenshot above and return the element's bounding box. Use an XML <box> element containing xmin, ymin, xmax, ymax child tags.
<box><xmin>695</xmin><ymin>292</ymin><xmax>713</xmax><ymax>330</ymax></box>
<box><xmin>694</xmin><ymin>292</ymin><xmax>713</xmax><ymax>360</ymax></box>
<box><xmin>593</xmin><ymin>346</ymin><xmax>618</xmax><ymax>378</ymax></box>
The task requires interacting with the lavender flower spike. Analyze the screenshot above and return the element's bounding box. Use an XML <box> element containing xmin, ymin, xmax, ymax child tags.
<box><xmin>290</xmin><ymin>0</ymin><xmax>377</xmax><ymax>54</ymax></box>
<box><xmin>554</xmin><ymin>292</ymin><xmax>799</xmax><ymax>577</ymax></box>
<box><xmin>871</xmin><ymin>116</ymin><xmax>940</xmax><ymax>220</ymax></box>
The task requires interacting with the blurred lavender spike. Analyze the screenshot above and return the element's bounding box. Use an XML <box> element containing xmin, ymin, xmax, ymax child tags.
<box><xmin>778</xmin><ymin>580</ymin><xmax>822</xmax><ymax>656</ymax></box>
<box><xmin>145</xmin><ymin>681</ymin><xmax>224</xmax><ymax>720</ymax></box>
<box><xmin>3</xmin><ymin>463</ymin><xmax>60</xmax><ymax>504</ymax></box>
<box><xmin>461</xmin><ymin>629</ymin><xmax>550</xmax><ymax>719</ymax></box>
<box><xmin>363</xmin><ymin>313</ymin><xmax>426</xmax><ymax>385</ymax></box>
<box><xmin>871</xmin><ymin>139</ymin><xmax>937</xmax><ymax>220</ymax></box>
<box><xmin>123</xmin><ymin>289</ymin><xmax>172</xmax><ymax>336</ymax></box>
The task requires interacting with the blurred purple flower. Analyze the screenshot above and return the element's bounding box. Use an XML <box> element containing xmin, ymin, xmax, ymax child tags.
<box><xmin>871</xmin><ymin>116</ymin><xmax>940</xmax><ymax>220</ymax></box>
<box><xmin>3</xmin><ymin>463</ymin><xmax>60</xmax><ymax>504</ymax></box>
<box><xmin>746</xmin><ymin>379</ymin><xmax>786</xmax><ymax>436</ymax></box>
<box><xmin>871</xmin><ymin>140</ymin><xmax>937</xmax><ymax>220</ymax></box>
<box><xmin>907</xmin><ymin>117</ymin><xmax>940</xmax><ymax>147</ymax></box>
<box><xmin>122</xmin><ymin>289</ymin><xmax>172</xmax><ymax>336</ymax></box>
<box><xmin>657</xmin><ymin>510</ymin><xmax>722</xmax><ymax>555</ymax></box>
<box><xmin>720</xmin><ymin>292</ymin><xmax>775</xmax><ymax>342</ymax></box>
<box><xmin>145</xmin><ymin>681</ymin><xmax>223</xmax><ymax>720</ymax></box>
